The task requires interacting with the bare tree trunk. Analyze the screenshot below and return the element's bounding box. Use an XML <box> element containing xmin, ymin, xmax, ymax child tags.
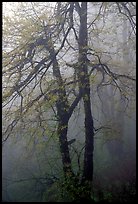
<box><xmin>77</xmin><ymin>2</ymin><xmax>94</xmax><ymax>183</ymax></box>
<box><xmin>47</xmin><ymin>38</ymin><xmax>73</xmax><ymax>177</ymax></box>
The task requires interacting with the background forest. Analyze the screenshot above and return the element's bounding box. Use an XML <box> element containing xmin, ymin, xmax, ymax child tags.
<box><xmin>2</xmin><ymin>2</ymin><xmax>136</xmax><ymax>202</ymax></box>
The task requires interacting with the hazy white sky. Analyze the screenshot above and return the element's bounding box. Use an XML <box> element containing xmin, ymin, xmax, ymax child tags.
<box><xmin>3</xmin><ymin>2</ymin><xmax>56</xmax><ymax>17</ymax></box>
<box><xmin>3</xmin><ymin>2</ymin><xmax>19</xmax><ymax>17</ymax></box>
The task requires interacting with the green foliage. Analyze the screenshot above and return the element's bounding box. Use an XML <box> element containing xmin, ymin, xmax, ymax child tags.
<box><xmin>90</xmin><ymin>74</ymin><xmax>97</xmax><ymax>84</ymax></box>
<box><xmin>42</xmin><ymin>182</ymin><xmax>62</xmax><ymax>202</ymax></box>
<box><xmin>59</xmin><ymin>175</ymin><xmax>93</xmax><ymax>202</ymax></box>
<box><xmin>2</xmin><ymin>2</ymin><xmax>136</xmax><ymax>202</ymax></box>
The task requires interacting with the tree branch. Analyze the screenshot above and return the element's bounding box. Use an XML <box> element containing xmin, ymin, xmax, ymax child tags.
<box><xmin>68</xmin><ymin>92</ymin><xmax>82</xmax><ymax>119</ymax></box>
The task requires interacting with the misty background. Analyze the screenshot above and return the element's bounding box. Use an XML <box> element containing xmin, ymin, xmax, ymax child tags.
<box><xmin>2</xmin><ymin>2</ymin><xmax>136</xmax><ymax>202</ymax></box>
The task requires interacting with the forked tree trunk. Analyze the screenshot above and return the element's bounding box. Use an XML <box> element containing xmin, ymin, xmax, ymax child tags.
<box><xmin>48</xmin><ymin>2</ymin><xmax>94</xmax><ymax>200</ymax></box>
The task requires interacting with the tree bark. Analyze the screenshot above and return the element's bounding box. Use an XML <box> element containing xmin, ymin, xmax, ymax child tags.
<box><xmin>47</xmin><ymin>37</ymin><xmax>73</xmax><ymax>177</ymax></box>
<box><xmin>46</xmin><ymin>2</ymin><xmax>94</xmax><ymax>197</ymax></box>
<box><xmin>78</xmin><ymin>2</ymin><xmax>94</xmax><ymax>183</ymax></box>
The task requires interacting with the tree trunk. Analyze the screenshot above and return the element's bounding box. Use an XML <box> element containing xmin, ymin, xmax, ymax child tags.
<box><xmin>47</xmin><ymin>3</ymin><xmax>94</xmax><ymax>199</ymax></box>
<box><xmin>47</xmin><ymin>38</ymin><xmax>73</xmax><ymax>178</ymax></box>
<box><xmin>78</xmin><ymin>2</ymin><xmax>94</xmax><ymax>183</ymax></box>
<box><xmin>57</xmin><ymin>116</ymin><xmax>73</xmax><ymax>177</ymax></box>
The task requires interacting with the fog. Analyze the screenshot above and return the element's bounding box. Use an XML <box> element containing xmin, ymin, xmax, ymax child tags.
<box><xmin>2</xmin><ymin>82</ymin><xmax>136</xmax><ymax>201</ymax></box>
<box><xmin>2</xmin><ymin>2</ymin><xmax>136</xmax><ymax>202</ymax></box>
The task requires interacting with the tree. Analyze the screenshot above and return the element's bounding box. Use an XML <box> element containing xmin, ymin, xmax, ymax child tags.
<box><xmin>3</xmin><ymin>2</ymin><xmax>136</xmax><ymax>202</ymax></box>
